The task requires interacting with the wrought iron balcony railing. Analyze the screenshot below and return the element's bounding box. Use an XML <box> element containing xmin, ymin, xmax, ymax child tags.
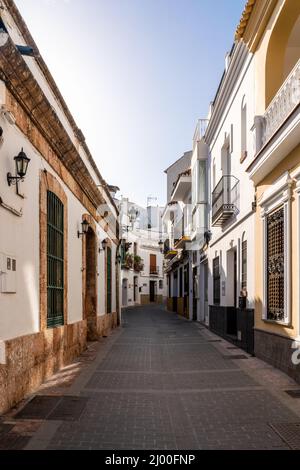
<box><xmin>193</xmin><ymin>119</ymin><xmax>209</xmax><ymax>150</ymax></box>
<box><xmin>149</xmin><ymin>266</ymin><xmax>159</xmax><ymax>275</ymax></box>
<box><xmin>212</xmin><ymin>175</ymin><xmax>239</xmax><ymax>227</ymax></box>
<box><xmin>263</xmin><ymin>58</ymin><xmax>300</xmax><ymax>145</ymax></box>
<box><xmin>173</xmin><ymin>217</ymin><xmax>184</xmax><ymax>245</ymax></box>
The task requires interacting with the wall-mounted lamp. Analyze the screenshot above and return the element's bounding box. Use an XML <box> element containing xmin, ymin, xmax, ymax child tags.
<box><xmin>204</xmin><ymin>230</ymin><xmax>212</xmax><ymax>246</ymax></box>
<box><xmin>1</xmin><ymin>105</ymin><xmax>16</xmax><ymax>126</ymax></box>
<box><xmin>78</xmin><ymin>219</ymin><xmax>89</xmax><ymax>238</ymax></box>
<box><xmin>7</xmin><ymin>148</ymin><xmax>30</xmax><ymax>186</ymax></box>
<box><xmin>99</xmin><ymin>238</ymin><xmax>108</xmax><ymax>252</ymax></box>
<box><xmin>158</xmin><ymin>239</ymin><xmax>164</xmax><ymax>253</ymax></box>
<box><xmin>116</xmin><ymin>253</ymin><xmax>122</xmax><ymax>264</ymax></box>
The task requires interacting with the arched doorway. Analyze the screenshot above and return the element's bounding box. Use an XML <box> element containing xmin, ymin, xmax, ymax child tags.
<box><xmin>265</xmin><ymin>0</ymin><xmax>300</xmax><ymax>107</ymax></box>
<box><xmin>85</xmin><ymin>226</ymin><xmax>97</xmax><ymax>340</ymax></box>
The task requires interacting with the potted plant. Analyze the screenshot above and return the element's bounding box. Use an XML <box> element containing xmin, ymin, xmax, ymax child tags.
<box><xmin>122</xmin><ymin>253</ymin><xmax>134</xmax><ymax>269</ymax></box>
<box><xmin>134</xmin><ymin>255</ymin><xmax>144</xmax><ymax>273</ymax></box>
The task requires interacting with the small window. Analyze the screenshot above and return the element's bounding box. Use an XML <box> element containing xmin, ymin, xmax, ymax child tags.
<box><xmin>7</xmin><ymin>258</ymin><xmax>11</xmax><ymax>271</ymax></box>
<box><xmin>12</xmin><ymin>259</ymin><xmax>16</xmax><ymax>272</ymax></box>
<box><xmin>0</xmin><ymin>19</ymin><xmax>8</xmax><ymax>34</ymax></box>
<box><xmin>159</xmin><ymin>280</ymin><xmax>163</xmax><ymax>289</ymax></box>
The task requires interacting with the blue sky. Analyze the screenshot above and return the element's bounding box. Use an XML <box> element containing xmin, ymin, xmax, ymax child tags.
<box><xmin>15</xmin><ymin>0</ymin><xmax>245</xmax><ymax>206</ymax></box>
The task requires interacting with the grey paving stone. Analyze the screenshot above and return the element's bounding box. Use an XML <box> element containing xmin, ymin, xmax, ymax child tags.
<box><xmin>35</xmin><ymin>304</ymin><xmax>300</xmax><ymax>450</ymax></box>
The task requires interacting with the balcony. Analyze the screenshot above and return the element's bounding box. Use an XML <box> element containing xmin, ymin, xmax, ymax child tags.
<box><xmin>134</xmin><ymin>256</ymin><xmax>144</xmax><ymax>273</ymax></box>
<box><xmin>212</xmin><ymin>176</ymin><xmax>239</xmax><ymax>227</ymax></box>
<box><xmin>193</xmin><ymin>119</ymin><xmax>209</xmax><ymax>150</ymax></box>
<box><xmin>122</xmin><ymin>253</ymin><xmax>133</xmax><ymax>270</ymax></box>
<box><xmin>149</xmin><ymin>266</ymin><xmax>159</xmax><ymax>276</ymax></box>
<box><xmin>263</xmin><ymin>59</ymin><xmax>300</xmax><ymax>145</ymax></box>
<box><xmin>170</xmin><ymin>170</ymin><xmax>191</xmax><ymax>203</ymax></box>
<box><xmin>249</xmin><ymin>59</ymin><xmax>300</xmax><ymax>184</ymax></box>
<box><xmin>173</xmin><ymin>217</ymin><xmax>191</xmax><ymax>249</ymax></box>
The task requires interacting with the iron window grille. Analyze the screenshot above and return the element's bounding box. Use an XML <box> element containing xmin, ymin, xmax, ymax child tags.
<box><xmin>267</xmin><ymin>206</ymin><xmax>284</xmax><ymax>321</ymax></box>
<box><xmin>47</xmin><ymin>191</ymin><xmax>64</xmax><ymax>328</ymax></box>
<box><xmin>213</xmin><ymin>257</ymin><xmax>220</xmax><ymax>305</ymax></box>
<box><xmin>241</xmin><ymin>240</ymin><xmax>247</xmax><ymax>291</ymax></box>
<box><xmin>107</xmin><ymin>247</ymin><xmax>112</xmax><ymax>313</ymax></box>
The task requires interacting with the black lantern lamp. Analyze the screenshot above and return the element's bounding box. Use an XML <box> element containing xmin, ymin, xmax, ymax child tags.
<box><xmin>204</xmin><ymin>230</ymin><xmax>212</xmax><ymax>246</ymax></box>
<box><xmin>78</xmin><ymin>219</ymin><xmax>89</xmax><ymax>238</ymax></box>
<box><xmin>101</xmin><ymin>238</ymin><xmax>108</xmax><ymax>251</ymax></box>
<box><xmin>116</xmin><ymin>253</ymin><xmax>122</xmax><ymax>264</ymax></box>
<box><xmin>158</xmin><ymin>239</ymin><xmax>164</xmax><ymax>253</ymax></box>
<box><xmin>7</xmin><ymin>148</ymin><xmax>30</xmax><ymax>186</ymax></box>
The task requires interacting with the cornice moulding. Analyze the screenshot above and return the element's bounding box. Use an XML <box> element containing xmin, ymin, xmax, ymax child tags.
<box><xmin>0</xmin><ymin>35</ymin><xmax>105</xmax><ymax>210</ymax></box>
<box><xmin>205</xmin><ymin>43</ymin><xmax>249</xmax><ymax>145</ymax></box>
<box><xmin>1</xmin><ymin>0</ymin><xmax>118</xmax><ymax>213</ymax></box>
<box><xmin>236</xmin><ymin>0</ymin><xmax>278</xmax><ymax>52</ymax></box>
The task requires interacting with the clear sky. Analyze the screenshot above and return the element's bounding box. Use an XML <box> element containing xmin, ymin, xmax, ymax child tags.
<box><xmin>15</xmin><ymin>0</ymin><xmax>245</xmax><ymax>206</ymax></box>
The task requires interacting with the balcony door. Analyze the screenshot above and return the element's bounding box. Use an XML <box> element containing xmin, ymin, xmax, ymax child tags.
<box><xmin>150</xmin><ymin>254</ymin><xmax>157</xmax><ymax>275</ymax></box>
<box><xmin>222</xmin><ymin>144</ymin><xmax>231</xmax><ymax>177</ymax></box>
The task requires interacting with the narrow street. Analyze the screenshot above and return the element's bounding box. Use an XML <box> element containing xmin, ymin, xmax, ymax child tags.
<box><xmin>4</xmin><ymin>305</ymin><xmax>298</xmax><ymax>450</ymax></box>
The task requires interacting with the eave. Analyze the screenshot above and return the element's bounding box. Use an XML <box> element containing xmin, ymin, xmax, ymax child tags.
<box><xmin>235</xmin><ymin>0</ymin><xmax>277</xmax><ymax>53</ymax></box>
<box><xmin>0</xmin><ymin>33</ymin><xmax>105</xmax><ymax>210</ymax></box>
<box><xmin>170</xmin><ymin>174</ymin><xmax>191</xmax><ymax>203</ymax></box>
<box><xmin>2</xmin><ymin>0</ymin><xmax>118</xmax><ymax>214</ymax></box>
<box><xmin>235</xmin><ymin>0</ymin><xmax>257</xmax><ymax>41</ymax></box>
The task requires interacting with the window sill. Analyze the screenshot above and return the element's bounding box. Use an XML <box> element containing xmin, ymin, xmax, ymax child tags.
<box><xmin>262</xmin><ymin>318</ymin><xmax>293</xmax><ymax>329</ymax></box>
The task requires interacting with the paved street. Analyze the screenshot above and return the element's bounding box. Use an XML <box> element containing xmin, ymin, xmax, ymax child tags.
<box><xmin>4</xmin><ymin>304</ymin><xmax>300</xmax><ymax>450</ymax></box>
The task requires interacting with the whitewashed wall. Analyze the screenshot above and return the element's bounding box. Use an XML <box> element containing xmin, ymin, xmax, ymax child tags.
<box><xmin>207</xmin><ymin>48</ymin><xmax>256</xmax><ymax>309</ymax></box>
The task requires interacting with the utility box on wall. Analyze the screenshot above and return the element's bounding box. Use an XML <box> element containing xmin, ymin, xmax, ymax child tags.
<box><xmin>0</xmin><ymin>253</ymin><xmax>17</xmax><ymax>293</ymax></box>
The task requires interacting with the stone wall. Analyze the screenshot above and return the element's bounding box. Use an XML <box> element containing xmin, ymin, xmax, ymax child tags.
<box><xmin>166</xmin><ymin>298</ymin><xmax>173</xmax><ymax>312</ymax></box>
<box><xmin>0</xmin><ymin>320</ymin><xmax>87</xmax><ymax>415</ymax></box>
<box><xmin>96</xmin><ymin>312</ymin><xmax>118</xmax><ymax>338</ymax></box>
<box><xmin>254</xmin><ymin>328</ymin><xmax>300</xmax><ymax>384</ymax></box>
<box><xmin>177</xmin><ymin>298</ymin><xmax>184</xmax><ymax>316</ymax></box>
<box><xmin>140</xmin><ymin>295</ymin><xmax>163</xmax><ymax>305</ymax></box>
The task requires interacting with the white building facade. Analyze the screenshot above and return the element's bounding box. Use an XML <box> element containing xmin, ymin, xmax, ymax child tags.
<box><xmin>118</xmin><ymin>197</ymin><xmax>166</xmax><ymax>308</ymax></box>
<box><xmin>0</xmin><ymin>0</ymin><xmax>120</xmax><ymax>414</ymax></box>
<box><xmin>204</xmin><ymin>42</ymin><xmax>256</xmax><ymax>353</ymax></box>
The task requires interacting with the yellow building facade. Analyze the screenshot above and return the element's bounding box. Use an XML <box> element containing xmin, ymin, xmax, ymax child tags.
<box><xmin>238</xmin><ymin>0</ymin><xmax>300</xmax><ymax>381</ymax></box>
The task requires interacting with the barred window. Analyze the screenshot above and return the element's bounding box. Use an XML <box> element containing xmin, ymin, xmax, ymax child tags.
<box><xmin>267</xmin><ymin>206</ymin><xmax>284</xmax><ymax>321</ymax></box>
<box><xmin>47</xmin><ymin>191</ymin><xmax>64</xmax><ymax>328</ymax></box>
<box><xmin>241</xmin><ymin>240</ymin><xmax>247</xmax><ymax>291</ymax></box>
<box><xmin>213</xmin><ymin>257</ymin><xmax>220</xmax><ymax>305</ymax></box>
<box><xmin>106</xmin><ymin>247</ymin><xmax>112</xmax><ymax>314</ymax></box>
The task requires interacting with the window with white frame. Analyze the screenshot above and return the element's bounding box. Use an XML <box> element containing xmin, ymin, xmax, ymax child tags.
<box><xmin>266</xmin><ymin>206</ymin><xmax>284</xmax><ymax>321</ymax></box>
<box><xmin>260</xmin><ymin>172</ymin><xmax>292</xmax><ymax>324</ymax></box>
<box><xmin>192</xmin><ymin>164</ymin><xmax>197</xmax><ymax>207</ymax></box>
<box><xmin>198</xmin><ymin>160</ymin><xmax>207</xmax><ymax>203</ymax></box>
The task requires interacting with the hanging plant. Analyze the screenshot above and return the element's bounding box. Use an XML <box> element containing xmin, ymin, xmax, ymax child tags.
<box><xmin>134</xmin><ymin>255</ymin><xmax>144</xmax><ymax>272</ymax></box>
<box><xmin>122</xmin><ymin>253</ymin><xmax>134</xmax><ymax>269</ymax></box>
